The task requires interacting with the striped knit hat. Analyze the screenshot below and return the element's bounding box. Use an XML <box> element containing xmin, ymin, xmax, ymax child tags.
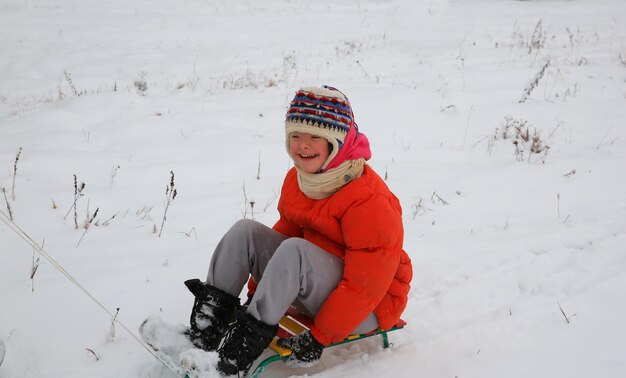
<box><xmin>285</xmin><ymin>85</ymin><xmax>371</xmax><ymax>172</ymax></box>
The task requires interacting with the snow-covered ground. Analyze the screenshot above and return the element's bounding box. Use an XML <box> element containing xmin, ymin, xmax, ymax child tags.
<box><xmin>1</xmin><ymin>0</ymin><xmax>626</xmax><ymax>377</ymax></box>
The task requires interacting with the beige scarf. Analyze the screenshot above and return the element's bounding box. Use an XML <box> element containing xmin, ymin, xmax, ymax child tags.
<box><xmin>295</xmin><ymin>159</ymin><xmax>365</xmax><ymax>200</ymax></box>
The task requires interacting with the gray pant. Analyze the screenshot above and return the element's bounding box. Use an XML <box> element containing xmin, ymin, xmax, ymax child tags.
<box><xmin>207</xmin><ymin>219</ymin><xmax>378</xmax><ymax>334</ymax></box>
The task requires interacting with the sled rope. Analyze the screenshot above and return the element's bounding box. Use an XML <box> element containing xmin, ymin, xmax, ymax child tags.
<box><xmin>0</xmin><ymin>209</ymin><xmax>184</xmax><ymax>377</ymax></box>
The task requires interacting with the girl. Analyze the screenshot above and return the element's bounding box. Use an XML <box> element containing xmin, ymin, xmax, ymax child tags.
<box><xmin>144</xmin><ymin>86</ymin><xmax>412</xmax><ymax>376</ymax></box>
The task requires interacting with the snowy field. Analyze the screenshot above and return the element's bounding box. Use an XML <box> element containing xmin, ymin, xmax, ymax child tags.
<box><xmin>1</xmin><ymin>0</ymin><xmax>626</xmax><ymax>377</ymax></box>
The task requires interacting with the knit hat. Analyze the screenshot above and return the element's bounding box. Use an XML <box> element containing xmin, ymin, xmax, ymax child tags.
<box><xmin>285</xmin><ymin>85</ymin><xmax>371</xmax><ymax>172</ymax></box>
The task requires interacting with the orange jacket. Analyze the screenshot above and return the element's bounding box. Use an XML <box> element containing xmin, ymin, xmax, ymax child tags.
<box><xmin>271</xmin><ymin>165</ymin><xmax>412</xmax><ymax>345</ymax></box>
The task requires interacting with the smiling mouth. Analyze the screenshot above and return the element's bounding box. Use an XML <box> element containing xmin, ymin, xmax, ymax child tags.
<box><xmin>298</xmin><ymin>154</ymin><xmax>318</xmax><ymax>159</ymax></box>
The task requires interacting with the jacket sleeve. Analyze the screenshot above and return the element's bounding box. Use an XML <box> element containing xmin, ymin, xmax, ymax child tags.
<box><xmin>272</xmin><ymin>168</ymin><xmax>303</xmax><ymax>238</ymax></box>
<box><xmin>272</xmin><ymin>217</ymin><xmax>302</xmax><ymax>238</ymax></box>
<box><xmin>309</xmin><ymin>194</ymin><xmax>404</xmax><ymax>345</ymax></box>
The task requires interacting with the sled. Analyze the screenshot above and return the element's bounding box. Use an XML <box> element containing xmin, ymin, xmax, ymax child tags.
<box><xmin>249</xmin><ymin>307</ymin><xmax>406</xmax><ymax>378</ymax></box>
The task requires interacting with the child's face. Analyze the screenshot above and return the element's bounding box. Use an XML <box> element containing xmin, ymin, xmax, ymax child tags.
<box><xmin>288</xmin><ymin>131</ymin><xmax>331</xmax><ymax>173</ymax></box>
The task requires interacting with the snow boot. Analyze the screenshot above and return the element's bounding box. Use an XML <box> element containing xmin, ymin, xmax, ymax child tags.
<box><xmin>184</xmin><ymin>278</ymin><xmax>241</xmax><ymax>351</ymax></box>
<box><xmin>217</xmin><ymin>307</ymin><xmax>278</xmax><ymax>376</ymax></box>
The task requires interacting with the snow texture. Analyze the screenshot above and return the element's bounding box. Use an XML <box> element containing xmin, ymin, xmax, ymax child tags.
<box><xmin>1</xmin><ymin>0</ymin><xmax>626</xmax><ymax>377</ymax></box>
<box><xmin>179</xmin><ymin>349</ymin><xmax>220</xmax><ymax>378</ymax></box>
<box><xmin>138</xmin><ymin>315</ymin><xmax>195</xmax><ymax>359</ymax></box>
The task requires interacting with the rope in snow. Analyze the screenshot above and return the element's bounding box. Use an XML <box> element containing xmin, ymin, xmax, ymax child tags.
<box><xmin>0</xmin><ymin>209</ymin><xmax>185</xmax><ymax>377</ymax></box>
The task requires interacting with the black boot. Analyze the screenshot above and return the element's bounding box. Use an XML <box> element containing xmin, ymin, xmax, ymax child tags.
<box><xmin>184</xmin><ymin>278</ymin><xmax>240</xmax><ymax>351</ymax></box>
<box><xmin>217</xmin><ymin>307</ymin><xmax>278</xmax><ymax>376</ymax></box>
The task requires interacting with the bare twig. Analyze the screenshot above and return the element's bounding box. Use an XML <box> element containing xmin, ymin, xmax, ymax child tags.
<box><xmin>181</xmin><ymin>227</ymin><xmax>198</xmax><ymax>241</ymax></box>
<box><xmin>109</xmin><ymin>164</ymin><xmax>120</xmax><ymax>189</ymax></box>
<box><xmin>2</xmin><ymin>187</ymin><xmax>13</xmax><ymax>221</ymax></box>
<box><xmin>356</xmin><ymin>59</ymin><xmax>370</xmax><ymax>78</ymax></box>
<box><xmin>519</xmin><ymin>60</ymin><xmax>550</xmax><ymax>103</ymax></box>
<box><xmin>31</xmin><ymin>239</ymin><xmax>43</xmax><ymax>293</ymax></box>
<box><xmin>64</xmin><ymin>175</ymin><xmax>86</xmax><ymax>229</ymax></box>
<box><xmin>158</xmin><ymin>171</ymin><xmax>177</xmax><ymax>237</ymax></box>
<box><xmin>64</xmin><ymin>71</ymin><xmax>84</xmax><ymax>96</ymax></box>
<box><xmin>528</xmin><ymin>19</ymin><xmax>545</xmax><ymax>53</ymax></box>
<box><xmin>619</xmin><ymin>50</ymin><xmax>626</xmax><ymax>66</ymax></box>
<box><xmin>431</xmin><ymin>191</ymin><xmax>449</xmax><ymax>205</ymax></box>
<box><xmin>85</xmin><ymin>348</ymin><xmax>100</xmax><ymax>361</ymax></box>
<box><xmin>241</xmin><ymin>182</ymin><xmax>250</xmax><ymax>219</ymax></box>
<box><xmin>439</xmin><ymin>104</ymin><xmax>457</xmax><ymax>113</ymax></box>
<box><xmin>105</xmin><ymin>308</ymin><xmax>120</xmax><ymax>343</ymax></box>
<box><xmin>558</xmin><ymin>302</ymin><xmax>577</xmax><ymax>324</ymax></box>
<box><xmin>494</xmin><ymin>116</ymin><xmax>550</xmax><ymax>162</ymax></box>
<box><xmin>11</xmin><ymin>147</ymin><xmax>22</xmax><ymax>201</ymax></box>
<box><xmin>563</xmin><ymin>169</ymin><xmax>576</xmax><ymax>178</ymax></box>
<box><xmin>30</xmin><ymin>255</ymin><xmax>40</xmax><ymax>280</ymax></box>
<box><xmin>263</xmin><ymin>190</ymin><xmax>278</xmax><ymax>212</ymax></box>
<box><xmin>99</xmin><ymin>211</ymin><xmax>119</xmax><ymax>226</ymax></box>
<box><xmin>77</xmin><ymin>207</ymin><xmax>99</xmax><ymax>247</ymax></box>
<box><xmin>136</xmin><ymin>206</ymin><xmax>153</xmax><ymax>221</ymax></box>
<box><xmin>250</xmin><ymin>201</ymin><xmax>256</xmax><ymax>219</ymax></box>
<box><xmin>596</xmin><ymin>124</ymin><xmax>614</xmax><ymax>150</ymax></box>
<box><xmin>411</xmin><ymin>199</ymin><xmax>423</xmax><ymax>220</ymax></box>
<box><xmin>462</xmin><ymin>105</ymin><xmax>475</xmax><ymax>149</ymax></box>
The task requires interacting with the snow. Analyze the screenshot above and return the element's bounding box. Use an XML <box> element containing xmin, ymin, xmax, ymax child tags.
<box><xmin>138</xmin><ymin>315</ymin><xmax>195</xmax><ymax>360</ymax></box>
<box><xmin>179</xmin><ymin>349</ymin><xmax>220</xmax><ymax>378</ymax></box>
<box><xmin>1</xmin><ymin>0</ymin><xmax>626</xmax><ymax>377</ymax></box>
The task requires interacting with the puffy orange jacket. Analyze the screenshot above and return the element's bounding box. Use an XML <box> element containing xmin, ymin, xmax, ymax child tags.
<box><xmin>271</xmin><ymin>165</ymin><xmax>412</xmax><ymax>345</ymax></box>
